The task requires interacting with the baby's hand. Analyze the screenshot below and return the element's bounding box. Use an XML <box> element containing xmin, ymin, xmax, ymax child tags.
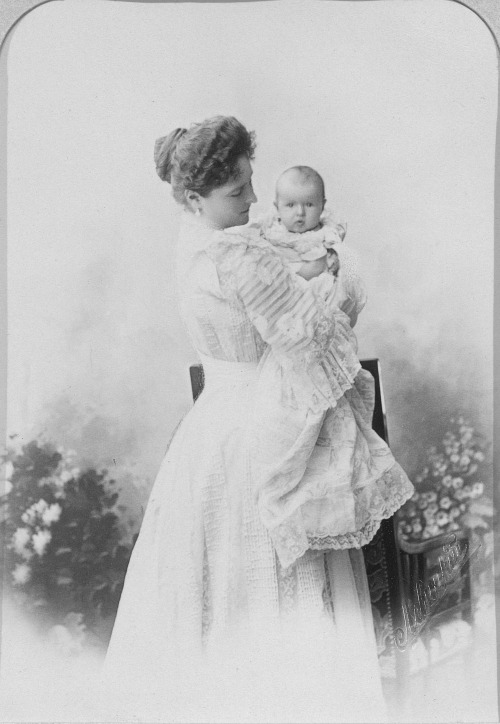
<box><xmin>297</xmin><ymin>257</ymin><xmax>328</xmax><ymax>281</ymax></box>
<box><xmin>326</xmin><ymin>249</ymin><xmax>340</xmax><ymax>276</ymax></box>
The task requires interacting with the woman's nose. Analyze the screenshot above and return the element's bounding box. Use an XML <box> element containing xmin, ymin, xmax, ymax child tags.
<box><xmin>248</xmin><ymin>188</ymin><xmax>257</xmax><ymax>204</ymax></box>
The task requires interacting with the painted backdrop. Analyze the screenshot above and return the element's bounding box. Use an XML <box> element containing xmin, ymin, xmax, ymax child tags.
<box><xmin>7</xmin><ymin>0</ymin><xmax>496</xmax><ymax>519</ymax></box>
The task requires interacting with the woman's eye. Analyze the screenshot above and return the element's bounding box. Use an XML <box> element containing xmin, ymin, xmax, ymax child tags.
<box><xmin>231</xmin><ymin>190</ymin><xmax>242</xmax><ymax>197</ymax></box>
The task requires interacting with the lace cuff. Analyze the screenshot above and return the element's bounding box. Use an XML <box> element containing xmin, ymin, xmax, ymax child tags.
<box><xmin>269</xmin><ymin>463</ymin><xmax>414</xmax><ymax>569</ymax></box>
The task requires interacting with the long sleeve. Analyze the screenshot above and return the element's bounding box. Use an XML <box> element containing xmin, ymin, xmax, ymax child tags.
<box><xmin>207</xmin><ymin>233</ymin><xmax>361</xmax><ymax>414</ymax></box>
<box><xmin>205</xmin><ymin>231</ymin><xmax>412</xmax><ymax>570</ymax></box>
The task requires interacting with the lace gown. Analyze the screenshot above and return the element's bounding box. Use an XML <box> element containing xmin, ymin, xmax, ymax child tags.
<box><xmin>103</xmin><ymin>212</ymin><xmax>413</xmax><ymax>723</ymax></box>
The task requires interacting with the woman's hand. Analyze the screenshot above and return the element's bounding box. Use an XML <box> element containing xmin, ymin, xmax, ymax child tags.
<box><xmin>297</xmin><ymin>257</ymin><xmax>328</xmax><ymax>281</ymax></box>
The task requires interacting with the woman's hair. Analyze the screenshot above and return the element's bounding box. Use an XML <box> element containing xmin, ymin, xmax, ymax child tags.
<box><xmin>154</xmin><ymin>116</ymin><xmax>256</xmax><ymax>204</ymax></box>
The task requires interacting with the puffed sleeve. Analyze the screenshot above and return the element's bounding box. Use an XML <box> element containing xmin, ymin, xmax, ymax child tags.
<box><xmin>207</xmin><ymin>232</ymin><xmax>368</xmax><ymax>567</ymax></box>
<box><xmin>207</xmin><ymin>233</ymin><xmax>361</xmax><ymax>413</ymax></box>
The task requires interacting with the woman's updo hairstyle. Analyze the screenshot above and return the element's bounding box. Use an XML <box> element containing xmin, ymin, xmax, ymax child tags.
<box><xmin>154</xmin><ymin>116</ymin><xmax>256</xmax><ymax>205</ymax></box>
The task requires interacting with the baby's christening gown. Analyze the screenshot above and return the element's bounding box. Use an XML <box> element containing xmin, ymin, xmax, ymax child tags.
<box><xmin>103</xmin><ymin>212</ymin><xmax>413</xmax><ymax>723</ymax></box>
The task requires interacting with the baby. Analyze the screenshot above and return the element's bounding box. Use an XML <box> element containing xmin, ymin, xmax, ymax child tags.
<box><xmin>264</xmin><ymin>166</ymin><xmax>343</xmax><ymax>280</ymax></box>
<box><xmin>261</xmin><ymin>165</ymin><xmax>364</xmax><ymax>326</ymax></box>
<box><xmin>248</xmin><ymin>167</ymin><xmax>413</xmax><ymax>567</ymax></box>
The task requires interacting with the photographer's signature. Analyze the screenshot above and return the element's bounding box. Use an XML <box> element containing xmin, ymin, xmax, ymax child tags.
<box><xmin>394</xmin><ymin>533</ymin><xmax>481</xmax><ymax>651</ymax></box>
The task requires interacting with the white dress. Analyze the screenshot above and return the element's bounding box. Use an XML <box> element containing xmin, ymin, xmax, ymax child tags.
<box><xmin>102</xmin><ymin>212</ymin><xmax>413</xmax><ymax>723</ymax></box>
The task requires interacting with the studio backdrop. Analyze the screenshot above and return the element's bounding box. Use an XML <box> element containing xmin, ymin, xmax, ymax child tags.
<box><xmin>6</xmin><ymin>0</ymin><xmax>495</xmax><ymax>522</ymax></box>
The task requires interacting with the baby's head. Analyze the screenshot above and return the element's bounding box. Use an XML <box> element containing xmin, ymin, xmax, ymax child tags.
<box><xmin>274</xmin><ymin>166</ymin><xmax>325</xmax><ymax>233</ymax></box>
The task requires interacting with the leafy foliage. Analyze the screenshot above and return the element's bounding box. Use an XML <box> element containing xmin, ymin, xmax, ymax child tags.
<box><xmin>1</xmin><ymin>438</ymin><xmax>136</xmax><ymax>644</ymax></box>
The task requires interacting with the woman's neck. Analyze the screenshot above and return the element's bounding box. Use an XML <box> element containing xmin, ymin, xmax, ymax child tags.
<box><xmin>184</xmin><ymin>209</ymin><xmax>225</xmax><ymax>231</ymax></box>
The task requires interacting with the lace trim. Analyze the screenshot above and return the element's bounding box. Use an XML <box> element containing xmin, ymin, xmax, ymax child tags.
<box><xmin>307</xmin><ymin>463</ymin><xmax>415</xmax><ymax>552</ymax></box>
<box><xmin>277</xmin><ymin>557</ymin><xmax>298</xmax><ymax>615</ymax></box>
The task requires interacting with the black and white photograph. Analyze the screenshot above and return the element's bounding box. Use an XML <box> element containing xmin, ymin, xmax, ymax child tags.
<box><xmin>0</xmin><ymin>0</ymin><xmax>497</xmax><ymax>722</ymax></box>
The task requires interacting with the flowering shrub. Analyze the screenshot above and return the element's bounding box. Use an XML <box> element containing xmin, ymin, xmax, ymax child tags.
<box><xmin>397</xmin><ymin>416</ymin><xmax>493</xmax><ymax>543</ymax></box>
<box><xmin>1</xmin><ymin>438</ymin><xmax>136</xmax><ymax>646</ymax></box>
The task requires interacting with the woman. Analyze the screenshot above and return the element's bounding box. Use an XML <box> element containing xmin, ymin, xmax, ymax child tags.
<box><xmin>103</xmin><ymin>116</ymin><xmax>410</xmax><ymax>722</ymax></box>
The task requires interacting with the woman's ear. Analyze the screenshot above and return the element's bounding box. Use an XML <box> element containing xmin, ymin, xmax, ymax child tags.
<box><xmin>185</xmin><ymin>189</ymin><xmax>202</xmax><ymax>214</ymax></box>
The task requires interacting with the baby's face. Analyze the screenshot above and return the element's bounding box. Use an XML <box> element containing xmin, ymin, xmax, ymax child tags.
<box><xmin>275</xmin><ymin>179</ymin><xmax>325</xmax><ymax>233</ymax></box>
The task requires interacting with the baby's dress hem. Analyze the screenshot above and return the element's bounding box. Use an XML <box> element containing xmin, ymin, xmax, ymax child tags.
<box><xmin>306</xmin><ymin>462</ymin><xmax>415</xmax><ymax>552</ymax></box>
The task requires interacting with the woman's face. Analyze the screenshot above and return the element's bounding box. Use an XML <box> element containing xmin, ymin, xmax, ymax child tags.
<box><xmin>197</xmin><ymin>155</ymin><xmax>257</xmax><ymax>229</ymax></box>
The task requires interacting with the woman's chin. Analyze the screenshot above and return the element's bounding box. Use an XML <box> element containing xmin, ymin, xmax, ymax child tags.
<box><xmin>227</xmin><ymin>214</ymin><xmax>249</xmax><ymax>228</ymax></box>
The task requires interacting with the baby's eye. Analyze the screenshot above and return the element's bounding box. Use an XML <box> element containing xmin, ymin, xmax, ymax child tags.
<box><xmin>287</xmin><ymin>203</ymin><xmax>294</xmax><ymax>208</ymax></box>
<box><xmin>306</xmin><ymin>203</ymin><xmax>313</xmax><ymax>207</ymax></box>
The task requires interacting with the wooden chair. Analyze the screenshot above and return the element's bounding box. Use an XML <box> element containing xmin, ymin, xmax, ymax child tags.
<box><xmin>189</xmin><ymin>358</ymin><xmax>409</xmax><ymax>695</ymax></box>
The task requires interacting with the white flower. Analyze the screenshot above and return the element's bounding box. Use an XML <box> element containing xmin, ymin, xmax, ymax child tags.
<box><xmin>460</xmin><ymin>455</ymin><xmax>471</xmax><ymax>467</ymax></box>
<box><xmin>436</xmin><ymin>511</ymin><xmax>449</xmax><ymax>527</ymax></box>
<box><xmin>439</xmin><ymin>496</ymin><xmax>452</xmax><ymax>510</ymax></box>
<box><xmin>472</xmin><ymin>482</ymin><xmax>484</xmax><ymax>497</ymax></box>
<box><xmin>4</xmin><ymin>460</ymin><xmax>14</xmax><ymax>481</ymax></box>
<box><xmin>12</xmin><ymin>527</ymin><xmax>31</xmax><ymax>556</ymax></box>
<box><xmin>12</xmin><ymin>563</ymin><xmax>31</xmax><ymax>585</ymax></box>
<box><xmin>4</xmin><ymin>479</ymin><xmax>12</xmax><ymax>494</ymax></box>
<box><xmin>21</xmin><ymin>509</ymin><xmax>36</xmax><ymax>525</ymax></box>
<box><xmin>59</xmin><ymin>470</ymin><xmax>73</xmax><ymax>484</ymax></box>
<box><xmin>32</xmin><ymin>529</ymin><xmax>52</xmax><ymax>556</ymax></box>
<box><xmin>474</xmin><ymin>451</ymin><xmax>485</xmax><ymax>462</ymax></box>
<box><xmin>450</xmin><ymin>454</ymin><xmax>460</xmax><ymax>464</ymax></box>
<box><xmin>21</xmin><ymin>499</ymin><xmax>49</xmax><ymax>525</ymax></box>
<box><xmin>41</xmin><ymin>503</ymin><xmax>62</xmax><ymax>526</ymax></box>
<box><xmin>33</xmin><ymin>499</ymin><xmax>48</xmax><ymax>514</ymax></box>
<box><xmin>70</xmin><ymin>467</ymin><xmax>80</xmax><ymax>479</ymax></box>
